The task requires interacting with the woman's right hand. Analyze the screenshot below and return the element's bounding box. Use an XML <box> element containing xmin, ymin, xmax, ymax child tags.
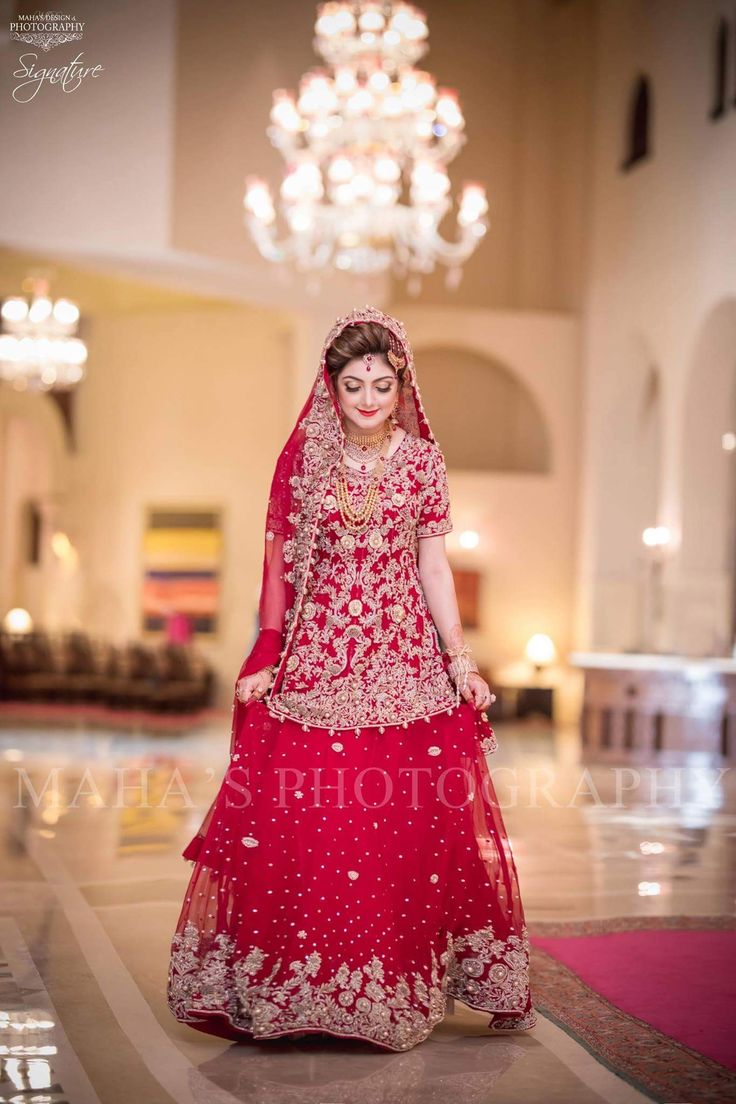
<box><xmin>235</xmin><ymin>666</ymin><xmax>275</xmax><ymax>706</ymax></box>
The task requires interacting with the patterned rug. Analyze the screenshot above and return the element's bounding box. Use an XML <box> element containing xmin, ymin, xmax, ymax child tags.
<box><xmin>529</xmin><ymin>916</ymin><xmax>736</xmax><ymax>1104</ymax></box>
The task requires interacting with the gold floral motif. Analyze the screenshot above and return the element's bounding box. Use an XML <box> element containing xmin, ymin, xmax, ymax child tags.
<box><xmin>347</xmin><ymin>870</ymin><xmax>359</xmax><ymax>880</ymax></box>
<box><xmin>341</xmin><ymin>532</ymin><xmax>356</xmax><ymax>550</ymax></box>
<box><xmin>167</xmin><ymin>918</ymin><xmax>535</xmax><ymax>1053</ymax></box>
<box><xmin>446</xmin><ymin>924</ymin><xmax>535</xmax><ymax>1023</ymax></box>
<box><xmin>348</xmin><ymin>598</ymin><xmax>363</xmax><ymax>616</ymax></box>
<box><xmin>428</xmin><ymin>746</ymin><xmax>441</xmax><ymax>756</ymax></box>
<box><xmin>416</xmin><ymin>445</ymin><xmax>453</xmax><ymax>538</ymax></box>
<box><xmin>387</xmin><ymin>347</ymin><xmax>406</xmax><ymax>371</ymax></box>
<box><xmin>267</xmin><ymin>385</ymin><xmax>344</xmax><ymax>697</ymax></box>
<box><xmin>392</xmin><ymin>492</ymin><xmax>406</xmax><ymax>506</ymax></box>
<box><xmin>368</xmin><ymin>528</ymin><xmax>384</xmax><ymax>549</ymax></box>
<box><xmin>390</xmin><ymin>603</ymin><xmax>406</xmax><ymax>623</ymax></box>
<box><xmin>302</xmin><ymin>601</ymin><xmax>317</xmax><ymax>620</ymax></box>
<box><xmin>241</xmin><ymin>836</ymin><xmax>259</xmax><ymax>848</ymax></box>
<box><xmin>286</xmin><ymin>655</ymin><xmax>299</xmax><ymax>672</ymax></box>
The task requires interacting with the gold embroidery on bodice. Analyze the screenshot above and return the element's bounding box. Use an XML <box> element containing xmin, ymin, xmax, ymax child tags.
<box><xmin>267</xmin><ymin>435</ymin><xmax>455</xmax><ymax>730</ymax></box>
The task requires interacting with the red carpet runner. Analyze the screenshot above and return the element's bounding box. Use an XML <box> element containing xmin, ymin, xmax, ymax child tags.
<box><xmin>530</xmin><ymin>916</ymin><xmax>736</xmax><ymax>1104</ymax></box>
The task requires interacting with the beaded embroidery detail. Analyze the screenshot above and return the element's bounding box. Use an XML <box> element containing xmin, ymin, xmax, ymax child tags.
<box><xmin>446</xmin><ymin>925</ymin><xmax>536</xmax><ymax>1021</ymax></box>
<box><xmin>166</xmin><ymin>918</ymin><xmax>535</xmax><ymax>1051</ymax></box>
<box><xmin>267</xmin><ymin>435</ymin><xmax>455</xmax><ymax>730</ymax></box>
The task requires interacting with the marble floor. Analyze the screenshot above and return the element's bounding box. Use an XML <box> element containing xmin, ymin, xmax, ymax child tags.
<box><xmin>0</xmin><ymin>715</ymin><xmax>733</xmax><ymax>1103</ymax></box>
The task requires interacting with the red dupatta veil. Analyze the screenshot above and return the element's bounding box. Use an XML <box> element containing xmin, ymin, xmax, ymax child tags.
<box><xmin>235</xmin><ymin>304</ymin><xmax>438</xmax><ymax>707</ymax></box>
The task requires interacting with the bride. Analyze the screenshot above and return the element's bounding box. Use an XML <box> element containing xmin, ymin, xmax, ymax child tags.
<box><xmin>166</xmin><ymin>305</ymin><xmax>537</xmax><ymax>1051</ymax></box>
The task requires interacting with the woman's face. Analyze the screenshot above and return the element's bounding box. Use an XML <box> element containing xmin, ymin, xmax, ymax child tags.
<box><xmin>335</xmin><ymin>353</ymin><xmax>398</xmax><ymax>436</ymax></box>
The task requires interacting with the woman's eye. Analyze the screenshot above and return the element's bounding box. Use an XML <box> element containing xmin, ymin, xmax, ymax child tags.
<box><xmin>346</xmin><ymin>387</ymin><xmax>391</xmax><ymax>394</ymax></box>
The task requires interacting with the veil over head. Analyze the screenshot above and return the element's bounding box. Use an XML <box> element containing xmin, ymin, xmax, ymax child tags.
<box><xmin>236</xmin><ymin>305</ymin><xmax>441</xmax><ymax>708</ymax></box>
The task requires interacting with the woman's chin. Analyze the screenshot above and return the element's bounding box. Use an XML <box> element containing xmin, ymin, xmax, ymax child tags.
<box><xmin>348</xmin><ymin>414</ymin><xmax>390</xmax><ymax>431</ymax></box>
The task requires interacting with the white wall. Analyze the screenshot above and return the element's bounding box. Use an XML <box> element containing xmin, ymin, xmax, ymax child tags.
<box><xmin>576</xmin><ymin>0</ymin><xmax>736</xmax><ymax>657</ymax></box>
<box><xmin>0</xmin><ymin>0</ymin><xmax>177</xmax><ymax>256</ymax></box>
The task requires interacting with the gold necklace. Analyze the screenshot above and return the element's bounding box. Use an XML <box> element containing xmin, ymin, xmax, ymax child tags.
<box><xmin>336</xmin><ymin>434</ymin><xmax>392</xmax><ymax>530</ymax></box>
<box><xmin>345</xmin><ymin>426</ymin><xmax>390</xmax><ymax>446</ymax></box>
<box><xmin>344</xmin><ymin>424</ymin><xmax>391</xmax><ymax>469</ymax></box>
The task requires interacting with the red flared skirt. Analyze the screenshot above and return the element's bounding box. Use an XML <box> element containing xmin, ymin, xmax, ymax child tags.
<box><xmin>166</xmin><ymin>697</ymin><xmax>537</xmax><ymax>1052</ymax></box>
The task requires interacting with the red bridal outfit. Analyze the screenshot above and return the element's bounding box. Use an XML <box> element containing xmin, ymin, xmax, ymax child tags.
<box><xmin>167</xmin><ymin>306</ymin><xmax>537</xmax><ymax>1051</ymax></box>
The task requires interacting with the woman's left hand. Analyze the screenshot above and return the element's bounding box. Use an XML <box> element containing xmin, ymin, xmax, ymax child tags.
<box><xmin>461</xmin><ymin>671</ymin><xmax>496</xmax><ymax>711</ymax></box>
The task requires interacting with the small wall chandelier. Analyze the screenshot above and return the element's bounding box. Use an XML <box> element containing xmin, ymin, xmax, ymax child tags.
<box><xmin>243</xmin><ymin>2</ymin><xmax>489</xmax><ymax>290</ymax></box>
<box><xmin>0</xmin><ymin>276</ymin><xmax>87</xmax><ymax>392</ymax></box>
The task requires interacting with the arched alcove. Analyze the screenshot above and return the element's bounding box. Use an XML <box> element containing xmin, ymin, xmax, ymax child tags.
<box><xmin>412</xmin><ymin>346</ymin><xmax>551</xmax><ymax>473</ymax></box>
<box><xmin>678</xmin><ymin>298</ymin><xmax>736</xmax><ymax>655</ymax></box>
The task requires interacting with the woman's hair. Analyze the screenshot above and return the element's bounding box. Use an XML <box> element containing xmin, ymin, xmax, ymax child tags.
<box><xmin>326</xmin><ymin>322</ymin><xmax>406</xmax><ymax>388</ymax></box>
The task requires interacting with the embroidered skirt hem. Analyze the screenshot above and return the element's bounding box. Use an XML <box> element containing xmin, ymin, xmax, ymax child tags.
<box><xmin>166</xmin><ymin>699</ymin><xmax>536</xmax><ymax>1053</ymax></box>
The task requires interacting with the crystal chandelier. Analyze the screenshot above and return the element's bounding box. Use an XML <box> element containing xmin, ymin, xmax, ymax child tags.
<box><xmin>243</xmin><ymin>2</ymin><xmax>489</xmax><ymax>288</ymax></box>
<box><xmin>0</xmin><ymin>277</ymin><xmax>87</xmax><ymax>392</ymax></box>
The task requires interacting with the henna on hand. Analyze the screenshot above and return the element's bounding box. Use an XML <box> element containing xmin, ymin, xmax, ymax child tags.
<box><xmin>445</xmin><ymin>622</ymin><xmax>465</xmax><ymax>652</ymax></box>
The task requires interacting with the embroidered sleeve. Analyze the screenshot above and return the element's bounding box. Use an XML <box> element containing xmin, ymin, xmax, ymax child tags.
<box><xmin>417</xmin><ymin>443</ymin><xmax>453</xmax><ymax>538</ymax></box>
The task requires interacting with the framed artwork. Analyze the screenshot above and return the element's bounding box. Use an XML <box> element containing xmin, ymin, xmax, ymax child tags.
<box><xmin>141</xmin><ymin>506</ymin><xmax>222</xmax><ymax>636</ymax></box>
<box><xmin>450</xmin><ymin>565</ymin><xmax>481</xmax><ymax>629</ymax></box>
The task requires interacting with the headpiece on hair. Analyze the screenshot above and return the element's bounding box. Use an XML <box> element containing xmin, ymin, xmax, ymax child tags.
<box><xmin>387</xmin><ymin>330</ymin><xmax>407</xmax><ymax>371</ymax></box>
<box><xmin>351</xmin><ymin>316</ymin><xmax>407</xmax><ymax>372</ymax></box>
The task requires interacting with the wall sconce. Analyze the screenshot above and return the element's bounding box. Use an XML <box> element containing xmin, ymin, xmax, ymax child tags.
<box><xmin>458</xmin><ymin>529</ymin><xmax>480</xmax><ymax>549</ymax></box>
<box><xmin>3</xmin><ymin>607</ymin><xmax>33</xmax><ymax>634</ymax></box>
<box><xmin>51</xmin><ymin>530</ymin><xmax>78</xmax><ymax>568</ymax></box>
<box><xmin>639</xmin><ymin>525</ymin><xmax>673</xmax><ymax>653</ymax></box>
